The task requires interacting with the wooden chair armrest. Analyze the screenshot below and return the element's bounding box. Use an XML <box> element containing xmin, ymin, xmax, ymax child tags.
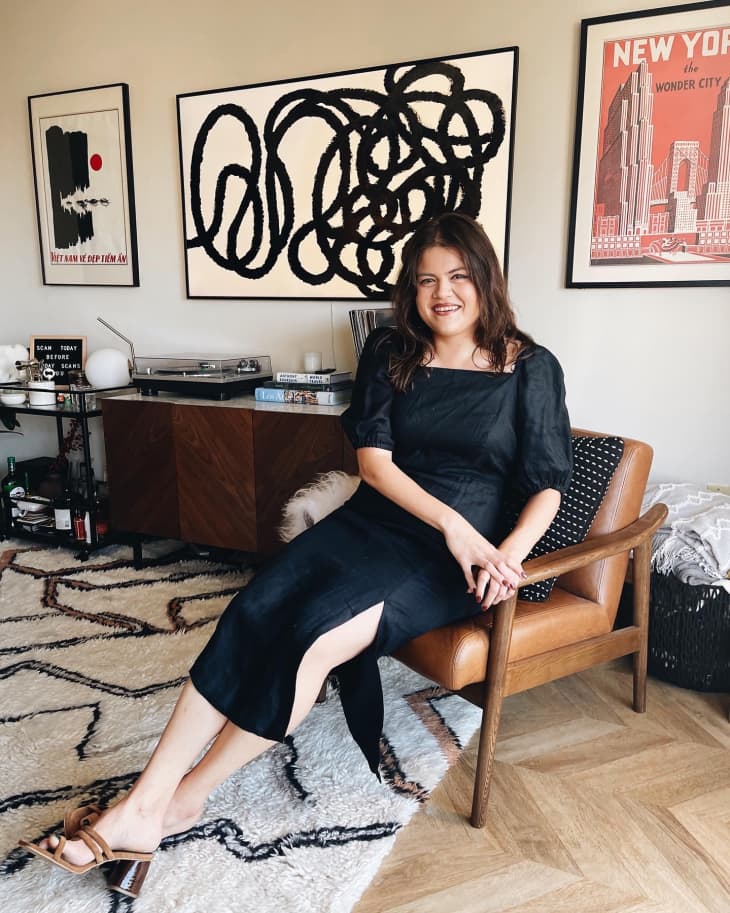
<box><xmin>518</xmin><ymin>502</ymin><xmax>668</xmax><ymax>587</ymax></box>
<box><xmin>469</xmin><ymin>503</ymin><xmax>666</xmax><ymax>827</ymax></box>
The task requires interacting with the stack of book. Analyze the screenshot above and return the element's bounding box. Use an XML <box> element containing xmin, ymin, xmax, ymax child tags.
<box><xmin>254</xmin><ymin>369</ymin><xmax>353</xmax><ymax>405</ymax></box>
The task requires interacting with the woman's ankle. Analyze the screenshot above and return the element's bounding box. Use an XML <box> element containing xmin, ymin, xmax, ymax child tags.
<box><xmin>162</xmin><ymin>786</ymin><xmax>205</xmax><ymax>834</ymax></box>
<box><xmin>112</xmin><ymin>791</ymin><xmax>168</xmax><ymax>829</ymax></box>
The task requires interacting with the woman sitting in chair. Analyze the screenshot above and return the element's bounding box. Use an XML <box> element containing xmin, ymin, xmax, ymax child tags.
<box><xmin>20</xmin><ymin>211</ymin><xmax>572</xmax><ymax>896</ymax></box>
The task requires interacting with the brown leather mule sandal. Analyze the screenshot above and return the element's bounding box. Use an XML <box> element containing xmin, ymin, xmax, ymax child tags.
<box><xmin>104</xmin><ymin>858</ymin><xmax>151</xmax><ymax>897</ymax></box>
<box><xmin>61</xmin><ymin>803</ymin><xmax>150</xmax><ymax>897</ymax></box>
<box><xmin>63</xmin><ymin>804</ymin><xmax>101</xmax><ymax>837</ymax></box>
<box><xmin>18</xmin><ymin>824</ymin><xmax>153</xmax><ymax>897</ymax></box>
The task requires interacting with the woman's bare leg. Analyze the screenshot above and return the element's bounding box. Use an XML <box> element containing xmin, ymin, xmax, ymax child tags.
<box><xmin>38</xmin><ymin>680</ymin><xmax>227</xmax><ymax>860</ymax></box>
<box><xmin>43</xmin><ymin>602</ymin><xmax>384</xmax><ymax>864</ymax></box>
<box><xmin>163</xmin><ymin>602</ymin><xmax>385</xmax><ymax>833</ymax></box>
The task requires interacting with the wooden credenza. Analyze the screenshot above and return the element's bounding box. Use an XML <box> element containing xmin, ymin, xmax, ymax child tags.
<box><xmin>102</xmin><ymin>393</ymin><xmax>357</xmax><ymax>555</ymax></box>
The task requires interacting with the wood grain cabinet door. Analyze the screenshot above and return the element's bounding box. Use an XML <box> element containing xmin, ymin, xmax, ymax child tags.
<box><xmin>173</xmin><ymin>404</ymin><xmax>257</xmax><ymax>551</ymax></box>
<box><xmin>102</xmin><ymin>399</ymin><xmax>181</xmax><ymax>538</ymax></box>
<box><xmin>253</xmin><ymin>411</ymin><xmax>345</xmax><ymax>554</ymax></box>
<box><xmin>103</xmin><ymin>399</ymin><xmax>349</xmax><ymax>555</ymax></box>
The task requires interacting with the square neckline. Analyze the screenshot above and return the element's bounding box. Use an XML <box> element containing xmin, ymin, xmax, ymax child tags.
<box><xmin>420</xmin><ymin>364</ymin><xmax>519</xmax><ymax>377</ymax></box>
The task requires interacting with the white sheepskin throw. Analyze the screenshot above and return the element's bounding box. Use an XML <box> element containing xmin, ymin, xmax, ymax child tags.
<box><xmin>279</xmin><ymin>471</ymin><xmax>360</xmax><ymax>542</ymax></box>
<box><xmin>0</xmin><ymin>344</ymin><xmax>29</xmax><ymax>382</ymax></box>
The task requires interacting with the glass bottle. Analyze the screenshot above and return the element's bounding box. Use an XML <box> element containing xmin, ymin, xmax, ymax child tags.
<box><xmin>2</xmin><ymin>457</ymin><xmax>26</xmax><ymax>531</ymax></box>
<box><xmin>78</xmin><ymin>463</ymin><xmax>95</xmax><ymax>544</ymax></box>
<box><xmin>72</xmin><ymin>501</ymin><xmax>87</xmax><ymax>542</ymax></box>
<box><xmin>53</xmin><ymin>487</ymin><xmax>73</xmax><ymax>535</ymax></box>
<box><xmin>94</xmin><ymin>488</ymin><xmax>109</xmax><ymax>543</ymax></box>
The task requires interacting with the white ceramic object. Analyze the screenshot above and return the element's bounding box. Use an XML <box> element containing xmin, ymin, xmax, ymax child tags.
<box><xmin>27</xmin><ymin>380</ymin><xmax>56</xmax><ymax>406</ymax></box>
<box><xmin>0</xmin><ymin>344</ymin><xmax>29</xmax><ymax>383</ymax></box>
<box><xmin>0</xmin><ymin>390</ymin><xmax>26</xmax><ymax>406</ymax></box>
<box><xmin>84</xmin><ymin>348</ymin><xmax>130</xmax><ymax>388</ymax></box>
<box><xmin>303</xmin><ymin>351</ymin><xmax>323</xmax><ymax>372</ymax></box>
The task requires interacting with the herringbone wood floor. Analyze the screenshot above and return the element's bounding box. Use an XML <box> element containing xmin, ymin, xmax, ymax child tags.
<box><xmin>356</xmin><ymin>660</ymin><xmax>730</xmax><ymax>913</ymax></box>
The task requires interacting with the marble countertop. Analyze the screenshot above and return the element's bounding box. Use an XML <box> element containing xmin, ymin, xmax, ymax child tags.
<box><xmin>106</xmin><ymin>390</ymin><xmax>349</xmax><ymax>416</ymax></box>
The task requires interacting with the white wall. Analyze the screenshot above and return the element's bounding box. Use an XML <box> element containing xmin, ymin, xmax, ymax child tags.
<box><xmin>1</xmin><ymin>0</ymin><xmax>727</xmax><ymax>483</ymax></box>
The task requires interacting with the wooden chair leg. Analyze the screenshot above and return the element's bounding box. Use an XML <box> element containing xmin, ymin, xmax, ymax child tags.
<box><xmin>470</xmin><ymin>591</ymin><xmax>517</xmax><ymax>828</ymax></box>
<box><xmin>632</xmin><ymin>538</ymin><xmax>651</xmax><ymax>713</ymax></box>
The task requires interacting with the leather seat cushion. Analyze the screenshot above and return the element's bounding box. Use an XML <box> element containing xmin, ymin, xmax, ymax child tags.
<box><xmin>394</xmin><ymin>587</ymin><xmax>613</xmax><ymax>690</ymax></box>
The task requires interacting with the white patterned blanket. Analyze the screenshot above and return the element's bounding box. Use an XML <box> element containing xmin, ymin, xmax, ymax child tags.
<box><xmin>642</xmin><ymin>483</ymin><xmax>730</xmax><ymax>592</ymax></box>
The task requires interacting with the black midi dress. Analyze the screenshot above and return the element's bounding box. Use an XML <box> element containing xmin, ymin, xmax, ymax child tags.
<box><xmin>190</xmin><ymin>328</ymin><xmax>573</xmax><ymax>774</ymax></box>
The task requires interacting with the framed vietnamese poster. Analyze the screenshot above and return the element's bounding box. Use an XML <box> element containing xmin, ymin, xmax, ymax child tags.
<box><xmin>28</xmin><ymin>83</ymin><xmax>140</xmax><ymax>286</ymax></box>
<box><xmin>566</xmin><ymin>1</ymin><xmax>730</xmax><ymax>288</ymax></box>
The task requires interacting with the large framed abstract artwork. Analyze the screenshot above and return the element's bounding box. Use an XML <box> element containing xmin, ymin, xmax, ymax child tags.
<box><xmin>567</xmin><ymin>1</ymin><xmax>730</xmax><ymax>288</ymax></box>
<box><xmin>28</xmin><ymin>83</ymin><xmax>139</xmax><ymax>287</ymax></box>
<box><xmin>177</xmin><ymin>48</ymin><xmax>518</xmax><ymax>300</ymax></box>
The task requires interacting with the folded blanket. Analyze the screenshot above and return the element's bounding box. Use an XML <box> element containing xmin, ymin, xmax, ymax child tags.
<box><xmin>642</xmin><ymin>483</ymin><xmax>730</xmax><ymax>592</ymax></box>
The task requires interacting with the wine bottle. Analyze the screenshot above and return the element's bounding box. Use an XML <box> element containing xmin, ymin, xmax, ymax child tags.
<box><xmin>72</xmin><ymin>501</ymin><xmax>87</xmax><ymax>543</ymax></box>
<box><xmin>93</xmin><ymin>488</ymin><xmax>109</xmax><ymax>543</ymax></box>
<box><xmin>53</xmin><ymin>487</ymin><xmax>73</xmax><ymax>535</ymax></box>
<box><xmin>2</xmin><ymin>457</ymin><xmax>26</xmax><ymax>531</ymax></box>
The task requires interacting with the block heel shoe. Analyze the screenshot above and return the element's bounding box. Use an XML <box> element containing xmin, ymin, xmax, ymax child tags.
<box><xmin>106</xmin><ymin>858</ymin><xmax>151</xmax><ymax>897</ymax></box>
<box><xmin>60</xmin><ymin>804</ymin><xmax>150</xmax><ymax>896</ymax></box>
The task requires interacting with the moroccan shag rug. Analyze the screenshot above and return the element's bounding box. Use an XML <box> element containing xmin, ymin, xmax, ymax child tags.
<box><xmin>0</xmin><ymin>541</ymin><xmax>482</xmax><ymax>913</ymax></box>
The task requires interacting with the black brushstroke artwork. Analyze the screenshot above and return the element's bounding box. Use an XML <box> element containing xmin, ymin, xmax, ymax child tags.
<box><xmin>186</xmin><ymin>62</ymin><xmax>507</xmax><ymax>297</ymax></box>
<box><xmin>45</xmin><ymin>125</ymin><xmax>108</xmax><ymax>249</ymax></box>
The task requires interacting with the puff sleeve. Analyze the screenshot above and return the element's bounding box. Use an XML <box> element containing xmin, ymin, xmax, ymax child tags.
<box><xmin>513</xmin><ymin>346</ymin><xmax>573</xmax><ymax>496</ymax></box>
<box><xmin>340</xmin><ymin>327</ymin><xmax>396</xmax><ymax>451</ymax></box>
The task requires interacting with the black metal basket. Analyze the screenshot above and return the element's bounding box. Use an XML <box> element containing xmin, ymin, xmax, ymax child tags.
<box><xmin>646</xmin><ymin>571</ymin><xmax>730</xmax><ymax>692</ymax></box>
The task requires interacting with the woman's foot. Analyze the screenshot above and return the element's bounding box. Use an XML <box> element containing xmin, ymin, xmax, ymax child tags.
<box><xmin>36</xmin><ymin>797</ymin><xmax>162</xmax><ymax>868</ymax></box>
<box><xmin>61</xmin><ymin>797</ymin><xmax>203</xmax><ymax>843</ymax></box>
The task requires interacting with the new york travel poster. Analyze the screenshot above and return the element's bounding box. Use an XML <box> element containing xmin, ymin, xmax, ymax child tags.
<box><xmin>568</xmin><ymin>5</ymin><xmax>729</xmax><ymax>287</ymax></box>
<box><xmin>593</xmin><ymin>24</ymin><xmax>729</xmax><ymax>266</ymax></box>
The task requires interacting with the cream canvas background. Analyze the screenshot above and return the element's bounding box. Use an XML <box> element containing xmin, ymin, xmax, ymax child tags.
<box><xmin>0</xmin><ymin>0</ymin><xmax>727</xmax><ymax>483</ymax></box>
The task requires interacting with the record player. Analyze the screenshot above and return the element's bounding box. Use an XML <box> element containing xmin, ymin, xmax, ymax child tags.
<box><xmin>133</xmin><ymin>354</ymin><xmax>272</xmax><ymax>400</ymax></box>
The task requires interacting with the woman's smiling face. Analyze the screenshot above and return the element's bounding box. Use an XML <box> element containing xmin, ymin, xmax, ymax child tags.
<box><xmin>414</xmin><ymin>245</ymin><xmax>481</xmax><ymax>343</ymax></box>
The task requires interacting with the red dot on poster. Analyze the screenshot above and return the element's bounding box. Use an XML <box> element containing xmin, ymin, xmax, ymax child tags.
<box><xmin>90</xmin><ymin>153</ymin><xmax>103</xmax><ymax>171</ymax></box>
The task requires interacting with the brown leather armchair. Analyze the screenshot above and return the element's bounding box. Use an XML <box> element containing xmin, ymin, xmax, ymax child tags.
<box><xmin>394</xmin><ymin>430</ymin><xmax>668</xmax><ymax>827</ymax></box>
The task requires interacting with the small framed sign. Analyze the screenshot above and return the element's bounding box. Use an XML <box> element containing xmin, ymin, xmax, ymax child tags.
<box><xmin>30</xmin><ymin>335</ymin><xmax>87</xmax><ymax>384</ymax></box>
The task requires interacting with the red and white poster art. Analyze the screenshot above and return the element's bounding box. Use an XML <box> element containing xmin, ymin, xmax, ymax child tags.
<box><xmin>568</xmin><ymin>2</ymin><xmax>730</xmax><ymax>287</ymax></box>
<box><xmin>28</xmin><ymin>84</ymin><xmax>139</xmax><ymax>286</ymax></box>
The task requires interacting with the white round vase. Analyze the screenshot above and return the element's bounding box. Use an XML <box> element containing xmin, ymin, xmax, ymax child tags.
<box><xmin>84</xmin><ymin>348</ymin><xmax>131</xmax><ymax>388</ymax></box>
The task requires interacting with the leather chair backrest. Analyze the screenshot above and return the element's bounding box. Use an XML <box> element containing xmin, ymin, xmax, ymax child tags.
<box><xmin>557</xmin><ymin>429</ymin><xmax>653</xmax><ymax>623</ymax></box>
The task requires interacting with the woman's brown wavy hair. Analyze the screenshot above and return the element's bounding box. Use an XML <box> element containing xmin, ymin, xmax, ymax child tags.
<box><xmin>387</xmin><ymin>212</ymin><xmax>533</xmax><ymax>392</ymax></box>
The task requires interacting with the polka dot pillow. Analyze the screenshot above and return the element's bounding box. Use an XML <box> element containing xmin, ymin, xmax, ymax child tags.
<box><xmin>516</xmin><ymin>435</ymin><xmax>625</xmax><ymax>602</ymax></box>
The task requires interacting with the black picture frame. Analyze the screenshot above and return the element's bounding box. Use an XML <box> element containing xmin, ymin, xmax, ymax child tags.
<box><xmin>566</xmin><ymin>1</ymin><xmax>730</xmax><ymax>288</ymax></box>
<box><xmin>28</xmin><ymin>83</ymin><xmax>140</xmax><ymax>287</ymax></box>
<box><xmin>177</xmin><ymin>47</ymin><xmax>518</xmax><ymax>300</ymax></box>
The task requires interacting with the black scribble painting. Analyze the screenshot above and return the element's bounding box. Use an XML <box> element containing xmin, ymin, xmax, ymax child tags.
<box><xmin>178</xmin><ymin>49</ymin><xmax>517</xmax><ymax>299</ymax></box>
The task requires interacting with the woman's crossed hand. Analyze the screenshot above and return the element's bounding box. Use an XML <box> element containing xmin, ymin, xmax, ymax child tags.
<box><xmin>442</xmin><ymin>513</ymin><xmax>525</xmax><ymax>610</ymax></box>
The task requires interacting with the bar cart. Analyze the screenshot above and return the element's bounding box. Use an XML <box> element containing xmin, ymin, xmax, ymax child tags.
<box><xmin>0</xmin><ymin>379</ymin><xmax>133</xmax><ymax>560</ymax></box>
